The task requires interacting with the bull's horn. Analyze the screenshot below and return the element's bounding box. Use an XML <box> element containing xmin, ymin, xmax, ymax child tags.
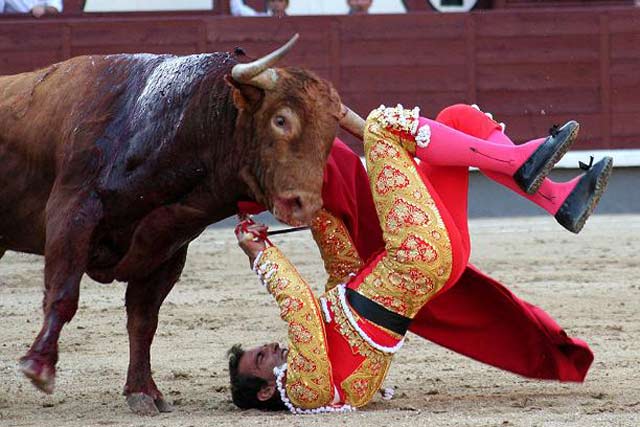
<box><xmin>231</xmin><ymin>33</ymin><xmax>300</xmax><ymax>90</ymax></box>
<box><xmin>339</xmin><ymin>104</ymin><xmax>365</xmax><ymax>140</ymax></box>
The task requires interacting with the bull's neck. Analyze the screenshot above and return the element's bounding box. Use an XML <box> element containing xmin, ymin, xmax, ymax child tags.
<box><xmin>176</xmin><ymin>67</ymin><xmax>254</xmax><ymax>209</ymax></box>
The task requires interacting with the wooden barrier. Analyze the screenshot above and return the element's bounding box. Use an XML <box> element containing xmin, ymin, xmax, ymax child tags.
<box><xmin>1</xmin><ymin>7</ymin><xmax>638</xmax><ymax>149</ymax></box>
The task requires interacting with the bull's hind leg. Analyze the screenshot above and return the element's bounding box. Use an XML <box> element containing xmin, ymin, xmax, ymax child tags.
<box><xmin>124</xmin><ymin>246</ymin><xmax>188</xmax><ymax>416</ymax></box>
<box><xmin>19</xmin><ymin>191</ymin><xmax>102</xmax><ymax>393</ymax></box>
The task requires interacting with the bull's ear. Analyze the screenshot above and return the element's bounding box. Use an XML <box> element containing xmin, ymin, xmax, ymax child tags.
<box><xmin>225</xmin><ymin>74</ymin><xmax>264</xmax><ymax>113</ymax></box>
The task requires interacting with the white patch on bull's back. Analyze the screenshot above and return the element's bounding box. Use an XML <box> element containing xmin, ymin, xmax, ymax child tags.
<box><xmin>125</xmin><ymin>54</ymin><xmax>214</xmax><ymax>153</ymax></box>
<box><xmin>106</xmin><ymin>53</ymin><xmax>158</xmax><ymax>63</ymax></box>
<box><xmin>134</xmin><ymin>54</ymin><xmax>211</xmax><ymax>117</ymax></box>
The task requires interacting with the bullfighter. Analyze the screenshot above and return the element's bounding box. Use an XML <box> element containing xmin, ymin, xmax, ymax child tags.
<box><xmin>228</xmin><ymin>104</ymin><xmax>612</xmax><ymax>413</ymax></box>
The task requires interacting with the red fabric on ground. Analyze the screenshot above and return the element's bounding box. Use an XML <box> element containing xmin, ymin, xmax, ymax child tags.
<box><xmin>409</xmin><ymin>264</ymin><xmax>593</xmax><ymax>381</ymax></box>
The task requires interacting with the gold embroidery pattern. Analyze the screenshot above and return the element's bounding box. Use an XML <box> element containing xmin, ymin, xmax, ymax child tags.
<box><xmin>324</xmin><ymin>288</ymin><xmax>393</xmax><ymax>407</ymax></box>
<box><xmin>358</xmin><ymin>108</ymin><xmax>453</xmax><ymax>318</ymax></box>
<box><xmin>375</xmin><ymin>165</ymin><xmax>410</xmax><ymax>195</ymax></box>
<box><xmin>290</xmin><ymin>322</ymin><xmax>313</xmax><ymax>343</ymax></box>
<box><xmin>257</xmin><ymin>247</ymin><xmax>334</xmax><ymax>409</ymax></box>
<box><xmin>369</xmin><ymin>138</ymin><xmax>401</xmax><ymax>162</ymax></box>
<box><xmin>290</xmin><ymin>354</ymin><xmax>317</xmax><ymax>372</ymax></box>
<box><xmin>279</xmin><ymin>296</ymin><xmax>304</xmax><ymax>318</ymax></box>
<box><xmin>287</xmin><ymin>380</ymin><xmax>320</xmax><ymax>404</ymax></box>
<box><xmin>341</xmin><ymin>358</ymin><xmax>387</xmax><ymax>407</ymax></box>
<box><xmin>397</xmin><ymin>234</ymin><xmax>438</xmax><ymax>263</ymax></box>
<box><xmin>386</xmin><ymin>199</ymin><xmax>431</xmax><ymax>233</ymax></box>
<box><xmin>310</xmin><ymin>209</ymin><xmax>363</xmax><ymax>292</ymax></box>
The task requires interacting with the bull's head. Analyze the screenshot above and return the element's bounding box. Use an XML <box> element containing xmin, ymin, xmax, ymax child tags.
<box><xmin>228</xmin><ymin>34</ymin><xmax>346</xmax><ymax>226</ymax></box>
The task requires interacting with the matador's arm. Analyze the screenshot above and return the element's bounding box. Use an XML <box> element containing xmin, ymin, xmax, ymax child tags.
<box><xmin>253</xmin><ymin>246</ymin><xmax>335</xmax><ymax>410</ymax></box>
<box><xmin>310</xmin><ymin>209</ymin><xmax>363</xmax><ymax>292</ymax></box>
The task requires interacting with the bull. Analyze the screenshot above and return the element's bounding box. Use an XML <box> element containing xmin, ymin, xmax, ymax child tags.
<box><xmin>0</xmin><ymin>34</ymin><xmax>359</xmax><ymax>415</ymax></box>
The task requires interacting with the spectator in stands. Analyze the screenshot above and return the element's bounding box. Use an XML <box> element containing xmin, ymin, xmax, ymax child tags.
<box><xmin>0</xmin><ymin>0</ymin><xmax>62</xmax><ymax>17</ymax></box>
<box><xmin>348</xmin><ymin>0</ymin><xmax>372</xmax><ymax>14</ymax></box>
<box><xmin>230</xmin><ymin>0</ymin><xmax>288</xmax><ymax>17</ymax></box>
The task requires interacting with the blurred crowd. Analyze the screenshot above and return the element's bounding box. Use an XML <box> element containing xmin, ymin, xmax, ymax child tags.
<box><xmin>230</xmin><ymin>0</ymin><xmax>373</xmax><ymax>17</ymax></box>
<box><xmin>0</xmin><ymin>0</ymin><xmax>62</xmax><ymax>16</ymax></box>
<box><xmin>4</xmin><ymin>0</ymin><xmax>636</xmax><ymax>18</ymax></box>
<box><xmin>0</xmin><ymin>0</ymin><xmax>377</xmax><ymax>17</ymax></box>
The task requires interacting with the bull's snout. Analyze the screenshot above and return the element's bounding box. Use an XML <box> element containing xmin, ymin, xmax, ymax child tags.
<box><xmin>272</xmin><ymin>191</ymin><xmax>322</xmax><ymax>226</ymax></box>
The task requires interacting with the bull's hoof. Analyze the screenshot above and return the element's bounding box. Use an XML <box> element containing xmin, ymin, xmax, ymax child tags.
<box><xmin>19</xmin><ymin>358</ymin><xmax>55</xmax><ymax>394</ymax></box>
<box><xmin>127</xmin><ymin>393</ymin><xmax>160</xmax><ymax>416</ymax></box>
<box><xmin>155</xmin><ymin>397</ymin><xmax>175</xmax><ymax>413</ymax></box>
<box><xmin>126</xmin><ymin>393</ymin><xmax>173</xmax><ymax>416</ymax></box>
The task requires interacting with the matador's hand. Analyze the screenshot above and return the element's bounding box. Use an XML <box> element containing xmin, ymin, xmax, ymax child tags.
<box><xmin>235</xmin><ymin>218</ymin><xmax>268</xmax><ymax>266</ymax></box>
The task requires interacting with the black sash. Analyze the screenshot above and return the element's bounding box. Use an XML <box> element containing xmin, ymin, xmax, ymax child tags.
<box><xmin>345</xmin><ymin>288</ymin><xmax>411</xmax><ymax>336</ymax></box>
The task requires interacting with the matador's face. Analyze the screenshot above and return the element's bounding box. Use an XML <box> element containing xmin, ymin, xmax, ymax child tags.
<box><xmin>238</xmin><ymin>342</ymin><xmax>288</xmax><ymax>381</ymax></box>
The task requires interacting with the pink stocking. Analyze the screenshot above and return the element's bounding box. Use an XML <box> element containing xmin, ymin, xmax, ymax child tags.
<box><xmin>416</xmin><ymin>117</ymin><xmax>545</xmax><ymax>176</ymax></box>
<box><xmin>432</xmin><ymin>104</ymin><xmax>580</xmax><ymax>215</ymax></box>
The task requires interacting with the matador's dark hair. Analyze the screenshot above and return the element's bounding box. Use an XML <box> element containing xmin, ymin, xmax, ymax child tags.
<box><xmin>227</xmin><ymin>344</ymin><xmax>286</xmax><ymax>411</ymax></box>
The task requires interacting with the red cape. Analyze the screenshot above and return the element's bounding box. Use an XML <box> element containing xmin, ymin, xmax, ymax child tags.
<box><xmin>409</xmin><ymin>264</ymin><xmax>593</xmax><ymax>381</ymax></box>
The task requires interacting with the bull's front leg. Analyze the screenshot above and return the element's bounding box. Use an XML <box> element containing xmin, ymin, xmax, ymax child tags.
<box><xmin>123</xmin><ymin>246</ymin><xmax>188</xmax><ymax>416</ymax></box>
<box><xmin>112</xmin><ymin>199</ymin><xmax>212</xmax><ymax>415</ymax></box>
<box><xmin>114</xmin><ymin>203</ymin><xmax>210</xmax><ymax>281</ymax></box>
<box><xmin>19</xmin><ymin>192</ymin><xmax>102</xmax><ymax>393</ymax></box>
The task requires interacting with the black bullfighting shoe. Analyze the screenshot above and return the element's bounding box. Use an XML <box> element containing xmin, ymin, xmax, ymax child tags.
<box><xmin>514</xmin><ymin>121</ymin><xmax>580</xmax><ymax>194</ymax></box>
<box><xmin>555</xmin><ymin>156</ymin><xmax>613</xmax><ymax>234</ymax></box>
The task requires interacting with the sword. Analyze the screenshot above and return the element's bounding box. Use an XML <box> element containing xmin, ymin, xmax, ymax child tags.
<box><xmin>267</xmin><ymin>226</ymin><xmax>310</xmax><ymax>236</ymax></box>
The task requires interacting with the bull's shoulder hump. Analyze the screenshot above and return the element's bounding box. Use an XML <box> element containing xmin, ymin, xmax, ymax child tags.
<box><xmin>133</xmin><ymin>52</ymin><xmax>234</xmax><ymax>110</ymax></box>
<box><xmin>105</xmin><ymin>51</ymin><xmax>234</xmax><ymax>68</ymax></box>
<box><xmin>115</xmin><ymin>52</ymin><xmax>234</xmax><ymax>158</ymax></box>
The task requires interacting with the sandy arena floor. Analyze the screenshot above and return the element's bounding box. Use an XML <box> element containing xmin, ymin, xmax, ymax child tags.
<box><xmin>1</xmin><ymin>215</ymin><xmax>639</xmax><ymax>427</ymax></box>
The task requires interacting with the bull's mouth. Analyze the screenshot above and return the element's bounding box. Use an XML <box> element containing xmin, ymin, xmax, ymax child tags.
<box><xmin>239</xmin><ymin>167</ymin><xmax>321</xmax><ymax>226</ymax></box>
<box><xmin>272</xmin><ymin>205</ymin><xmax>302</xmax><ymax>226</ymax></box>
<box><xmin>272</xmin><ymin>192</ymin><xmax>321</xmax><ymax>226</ymax></box>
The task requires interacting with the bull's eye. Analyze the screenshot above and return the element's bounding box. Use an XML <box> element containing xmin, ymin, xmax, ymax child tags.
<box><xmin>275</xmin><ymin>116</ymin><xmax>286</xmax><ymax>128</ymax></box>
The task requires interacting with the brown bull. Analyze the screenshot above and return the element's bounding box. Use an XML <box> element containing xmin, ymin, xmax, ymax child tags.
<box><xmin>0</xmin><ymin>35</ymin><xmax>349</xmax><ymax>415</ymax></box>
